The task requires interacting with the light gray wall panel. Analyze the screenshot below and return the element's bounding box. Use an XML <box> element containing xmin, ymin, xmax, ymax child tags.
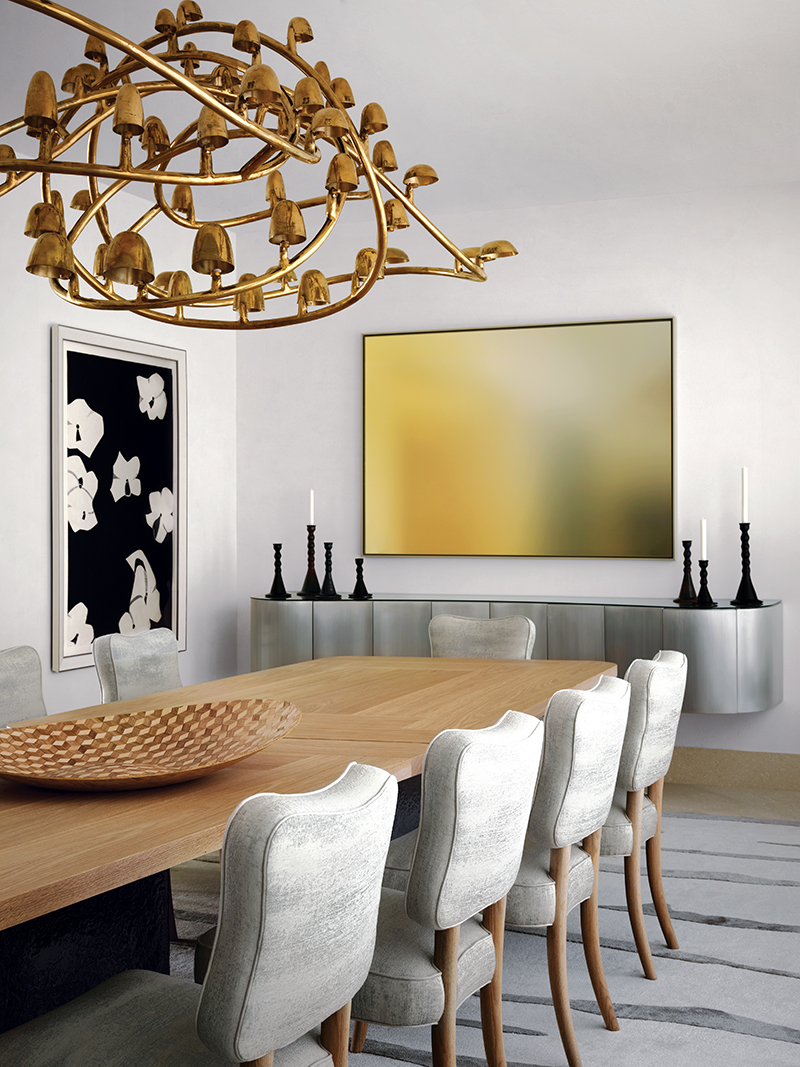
<box><xmin>490</xmin><ymin>603</ymin><xmax>549</xmax><ymax>659</ymax></box>
<box><xmin>546</xmin><ymin>604</ymin><xmax>605</xmax><ymax>660</ymax></box>
<box><xmin>314</xmin><ymin>600</ymin><xmax>374</xmax><ymax>658</ymax></box>
<box><xmin>737</xmin><ymin>602</ymin><xmax>783</xmax><ymax>713</ymax></box>
<box><xmin>604</xmin><ymin>605</ymin><xmax>664</xmax><ymax>677</ymax></box>
<box><xmin>251</xmin><ymin>599</ymin><xmax>312</xmax><ymax>670</ymax></box>
<box><xmin>432</xmin><ymin>602</ymin><xmax>490</xmax><ymax>620</ymax></box>
<box><xmin>663</xmin><ymin>608</ymin><xmax>738</xmax><ymax>713</ymax></box>
<box><xmin>374</xmin><ymin>601</ymin><xmax>433</xmax><ymax>657</ymax></box>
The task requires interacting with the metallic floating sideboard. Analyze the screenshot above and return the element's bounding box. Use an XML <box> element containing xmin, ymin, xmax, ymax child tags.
<box><xmin>251</xmin><ymin>594</ymin><xmax>783</xmax><ymax>715</ymax></box>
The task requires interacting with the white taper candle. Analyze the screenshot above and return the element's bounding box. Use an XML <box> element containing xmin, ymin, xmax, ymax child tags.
<box><xmin>700</xmin><ymin>518</ymin><xmax>707</xmax><ymax>559</ymax></box>
<box><xmin>742</xmin><ymin>467</ymin><xmax>749</xmax><ymax>523</ymax></box>
<box><xmin>309</xmin><ymin>489</ymin><xmax>315</xmax><ymax>525</ymax></box>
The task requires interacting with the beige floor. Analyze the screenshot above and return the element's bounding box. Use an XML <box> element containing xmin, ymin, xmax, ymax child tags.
<box><xmin>662</xmin><ymin>782</ymin><xmax>800</xmax><ymax>820</ymax></box>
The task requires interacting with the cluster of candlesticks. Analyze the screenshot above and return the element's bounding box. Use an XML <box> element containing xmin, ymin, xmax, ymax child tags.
<box><xmin>675</xmin><ymin>469</ymin><xmax>761</xmax><ymax>608</ymax></box>
<box><xmin>266</xmin><ymin>492</ymin><xmax>371</xmax><ymax>601</ymax></box>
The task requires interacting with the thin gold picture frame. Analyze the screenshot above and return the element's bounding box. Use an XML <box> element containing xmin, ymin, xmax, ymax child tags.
<box><xmin>362</xmin><ymin>318</ymin><xmax>674</xmax><ymax>559</ymax></box>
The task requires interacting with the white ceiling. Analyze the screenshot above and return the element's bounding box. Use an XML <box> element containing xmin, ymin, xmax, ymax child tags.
<box><xmin>2</xmin><ymin>0</ymin><xmax>798</xmax><ymax>215</ymax></box>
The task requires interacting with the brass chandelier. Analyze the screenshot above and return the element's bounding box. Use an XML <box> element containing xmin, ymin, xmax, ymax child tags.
<box><xmin>0</xmin><ymin>0</ymin><xmax>517</xmax><ymax>329</ymax></box>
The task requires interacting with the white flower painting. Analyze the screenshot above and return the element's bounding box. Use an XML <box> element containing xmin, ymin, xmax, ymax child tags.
<box><xmin>110</xmin><ymin>452</ymin><xmax>142</xmax><ymax>501</ymax></box>
<box><xmin>137</xmin><ymin>373</ymin><xmax>168</xmax><ymax>420</ymax></box>
<box><xmin>55</xmin><ymin>332</ymin><xmax>185</xmax><ymax>672</ymax></box>
<box><xmin>146</xmin><ymin>487</ymin><xmax>174</xmax><ymax>543</ymax></box>
<box><xmin>65</xmin><ymin>602</ymin><xmax>94</xmax><ymax>655</ymax></box>
<box><xmin>66</xmin><ymin>455</ymin><xmax>99</xmax><ymax>531</ymax></box>
<box><xmin>66</xmin><ymin>398</ymin><xmax>104</xmax><ymax>456</ymax></box>
<box><xmin>119</xmin><ymin>549</ymin><xmax>162</xmax><ymax>634</ymax></box>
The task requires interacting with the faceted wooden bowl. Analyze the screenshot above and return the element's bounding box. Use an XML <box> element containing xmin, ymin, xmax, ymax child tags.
<box><xmin>0</xmin><ymin>698</ymin><xmax>301</xmax><ymax>791</ymax></box>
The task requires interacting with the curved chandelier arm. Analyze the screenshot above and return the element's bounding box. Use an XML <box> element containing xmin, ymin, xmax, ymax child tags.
<box><xmin>65</xmin><ymin>183</ymin><xmax>351</xmax><ymax>314</ymax></box>
<box><xmin>370</xmin><ymin>167</ymin><xmax>487</xmax><ymax>282</ymax></box>
<box><xmin>7</xmin><ymin>0</ymin><xmax>321</xmax><ymax>165</ymax></box>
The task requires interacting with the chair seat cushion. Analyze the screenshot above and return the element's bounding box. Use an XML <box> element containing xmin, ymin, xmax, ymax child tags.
<box><xmin>382</xmin><ymin>828</ymin><xmax>417</xmax><ymax>891</ymax></box>
<box><xmin>598</xmin><ymin>789</ymin><xmax>658</xmax><ymax>857</ymax></box>
<box><xmin>0</xmin><ymin>970</ymin><xmax>333</xmax><ymax>1067</ymax></box>
<box><xmin>351</xmin><ymin>887</ymin><xmax>495</xmax><ymax>1028</ymax></box>
<box><xmin>505</xmin><ymin>843</ymin><xmax>593</xmax><ymax>928</ymax></box>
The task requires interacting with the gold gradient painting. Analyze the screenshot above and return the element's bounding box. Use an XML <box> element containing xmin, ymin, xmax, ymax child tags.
<box><xmin>363</xmin><ymin>319</ymin><xmax>673</xmax><ymax>557</ymax></box>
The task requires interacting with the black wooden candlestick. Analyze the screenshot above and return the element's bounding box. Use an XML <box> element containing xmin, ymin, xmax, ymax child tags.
<box><xmin>349</xmin><ymin>558</ymin><xmax>372</xmax><ymax>600</ymax></box>
<box><xmin>319</xmin><ymin>542</ymin><xmax>341</xmax><ymax>599</ymax></box>
<box><xmin>298</xmin><ymin>525</ymin><xmax>321</xmax><ymax>599</ymax></box>
<box><xmin>695</xmin><ymin>559</ymin><xmax>717</xmax><ymax>607</ymax></box>
<box><xmin>674</xmin><ymin>539</ymin><xmax>697</xmax><ymax>604</ymax></box>
<box><xmin>266</xmin><ymin>543</ymin><xmax>289</xmax><ymax>599</ymax></box>
<box><xmin>731</xmin><ymin>523</ymin><xmax>762</xmax><ymax>606</ymax></box>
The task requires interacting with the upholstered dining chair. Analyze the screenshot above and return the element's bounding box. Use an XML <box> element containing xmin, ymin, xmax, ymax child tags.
<box><xmin>597</xmin><ymin>650</ymin><xmax>688</xmax><ymax>980</ymax></box>
<box><xmin>350</xmin><ymin>709</ymin><xmax>544</xmax><ymax>1067</ymax></box>
<box><xmin>504</xmin><ymin>676</ymin><xmax>631</xmax><ymax>1067</ymax></box>
<box><xmin>0</xmin><ymin>761</ymin><xmax>398</xmax><ymax>1067</ymax></box>
<box><xmin>428</xmin><ymin>613</ymin><xmax>536</xmax><ymax>659</ymax></box>
<box><xmin>93</xmin><ymin>627</ymin><xmax>183</xmax><ymax>703</ymax></box>
<box><xmin>0</xmin><ymin>645</ymin><xmax>47</xmax><ymax>727</ymax></box>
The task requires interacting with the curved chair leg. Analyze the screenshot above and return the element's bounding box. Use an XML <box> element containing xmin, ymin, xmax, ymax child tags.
<box><xmin>479</xmin><ymin>897</ymin><xmax>508</xmax><ymax>1067</ymax></box>
<box><xmin>242</xmin><ymin>1055</ymin><xmax>273</xmax><ymax>1067</ymax></box>
<box><xmin>432</xmin><ymin>925</ymin><xmax>460</xmax><ymax>1067</ymax></box>
<box><xmin>579</xmin><ymin>829</ymin><xmax>619</xmax><ymax>1031</ymax></box>
<box><xmin>547</xmin><ymin>845</ymin><xmax>583</xmax><ymax>1067</ymax></box>
<box><xmin>321</xmin><ymin>1003</ymin><xmax>351</xmax><ymax>1067</ymax></box>
<box><xmin>624</xmin><ymin>790</ymin><xmax>657</xmax><ymax>980</ymax></box>
<box><xmin>350</xmin><ymin>1020</ymin><xmax>368</xmax><ymax>1054</ymax></box>
<box><xmin>645</xmin><ymin>778</ymin><xmax>679</xmax><ymax>949</ymax></box>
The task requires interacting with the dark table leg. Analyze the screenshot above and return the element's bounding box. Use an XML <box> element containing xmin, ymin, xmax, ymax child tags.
<box><xmin>0</xmin><ymin>871</ymin><xmax>171</xmax><ymax>1033</ymax></box>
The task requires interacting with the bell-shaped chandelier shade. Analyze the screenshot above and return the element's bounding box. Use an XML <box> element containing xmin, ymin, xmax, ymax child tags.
<box><xmin>0</xmin><ymin>0</ymin><xmax>517</xmax><ymax>330</ymax></box>
<box><xmin>191</xmin><ymin>223</ymin><xmax>235</xmax><ymax>275</ymax></box>
<box><xmin>104</xmin><ymin>231</ymin><xmax>155</xmax><ymax>285</ymax></box>
<box><xmin>26</xmin><ymin>231</ymin><xmax>74</xmax><ymax>279</ymax></box>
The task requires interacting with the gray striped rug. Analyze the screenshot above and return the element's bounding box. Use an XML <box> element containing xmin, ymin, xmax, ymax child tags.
<box><xmin>170</xmin><ymin>812</ymin><xmax>800</xmax><ymax>1066</ymax></box>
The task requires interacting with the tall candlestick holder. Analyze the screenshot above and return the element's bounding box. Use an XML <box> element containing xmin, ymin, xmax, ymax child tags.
<box><xmin>731</xmin><ymin>523</ymin><xmax>762</xmax><ymax>606</ymax></box>
<box><xmin>319</xmin><ymin>542</ymin><xmax>341</xmax><ymax>600</ymax></box>
<box><xmin>673</xmin><ymin>540</ymin><xmax>697</xmax><ymax>604</ymax></box>
<box><xmin>298</xmin><ymin>525</ymin><xmax>321</xmax><ymax>599</ymax></box>
<box><xmin>695</xmin><ymin>560</ymin><xmax>717</xmax><ymax>607</ymax></box>
<box><xmin>266</xmin><ymin>543</ymin><xmax>289</xmax><ymax>599</ymax></box>
<box><xmin>349</xmin><ymin>558</ymin><xmax>372</xmax><ymax>600</ymax></box>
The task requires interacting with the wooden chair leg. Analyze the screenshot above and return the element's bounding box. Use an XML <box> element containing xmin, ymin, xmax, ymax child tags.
<box><xmin>645</xmin><ymin>778</ymin><xmax>679</xmax><ymax>949</ymax></box>
<box><xmin>579</xmin><ymin>829</ymin><xmax>619</xmax><ymax>1031</ymax></box>
<box><xmin>321</xmin><ymin>1002</ymin><xmax>351</xmax><ymax>1067</ymax></box>
<box><xmin>241</xmin><ymin>1054</ymin><xmax>273</xmax><ymax>1067</ymax></box>
<box><xmin>624</xmin><ymin>790</ymin><xmax>657</xmax><ymax>980</ymax></box>
<box><xmin>479</xmin><ymin>897</ymin><xmax>508</xmax><ymax>1067</ymax></box>
<box><xmin>350</xmin><ymin>1020</ymin><xmax>368</xmax><ymax>1054</ymax></box>
<box><xmin>547</xmin><ymin>845</ymin><xmax>583</xmax><ymax>1067</ymax></box>
<box><xmin>431</xmin><ymin>925</ymin><xmax>460</xmax><ymax>1067</ymax></box>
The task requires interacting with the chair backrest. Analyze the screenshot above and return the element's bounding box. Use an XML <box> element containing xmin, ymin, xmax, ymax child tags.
<box><xmin>405</xmin><ymin>710</ymin><xmax>544</xmax><ymax>931</ymax></box>
<box><xmin>0</xmin><ymin>645</ymin><xmax>47</xmax><ymax>727</ymax></box>
<box><xmin>527</xmin><ymin>676</ymin><xmax>631</xmax><ymax>850</ymax></box>
<box><xmin>428</xmin><ymin>614</ymin><xmax>536</xmax><ymax>659</ymax></box>
<box><xmin>196</xmin><ymin>762</ymin><xmax>397</xmax><ymax>1064</ymax></box>
<box><xmin>618</xmin><ymin>650</ymin><xmax>688</xmax><ymax>792</ymax></box>
<box><xmin>92</xmin><ymin>628</ymin><xmax>182</xmax><ymax>702</ymax></box>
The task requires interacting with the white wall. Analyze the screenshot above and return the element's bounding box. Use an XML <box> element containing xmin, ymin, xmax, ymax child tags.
<box><xmin>236</xmin><ymin>180</ymin><xmax>800</xmax><ymax>755</ymax></box>
<box><xmin>0</xmin><ymin>190</ymin><xmax>239</xmax><ymax>714</ymax></box>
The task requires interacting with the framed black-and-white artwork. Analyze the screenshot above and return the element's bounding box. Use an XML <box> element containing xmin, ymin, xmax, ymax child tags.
<box><xmin>52</xmin><ymin>326</ymin><xmax>187</xmax><ymax>672</ymax></box>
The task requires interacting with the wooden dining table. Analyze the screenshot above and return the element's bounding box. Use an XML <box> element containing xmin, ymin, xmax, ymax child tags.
<box><xmin>0</xmin><ymin>655</ymin><xmax>615</xmax><ymax>1030</ymax></box>
<box><xmin>1</xmin><ymin>655</ymin><xmax>616</xmax><ymax>931</ymax></box>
